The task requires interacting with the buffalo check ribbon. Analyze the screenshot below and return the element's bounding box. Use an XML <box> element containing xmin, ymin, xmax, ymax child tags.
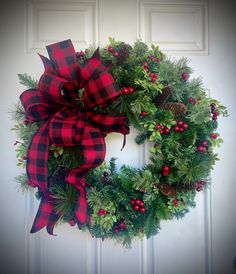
<box><xmin>20</xmin><ymin>39</ymin><xmax>129</xmax><ymax>235</ymax></box>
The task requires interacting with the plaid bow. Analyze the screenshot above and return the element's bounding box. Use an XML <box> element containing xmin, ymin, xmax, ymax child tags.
<box><xmin>20</xmin><ymin>40</ymin><xmax>129</xmax><ymax>234</ymax></box>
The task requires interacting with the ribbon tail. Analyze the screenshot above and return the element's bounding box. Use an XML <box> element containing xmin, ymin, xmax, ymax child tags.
<box><xmin>75</xmin><ymin>184</ymin><xmax>91</xmax><ymax>226</ymax></box>
<box><xmin>30</xmin><ymin>198</ymin><xmax>60</xmax><ymax>235</ymax></box>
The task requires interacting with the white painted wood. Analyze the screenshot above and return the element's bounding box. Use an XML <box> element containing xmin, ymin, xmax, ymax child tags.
<box><xmin>27</xmin><ymin>0</ymin><xmax>97</xmax><ymax>52</ymax></box>
<box><xmin>140</xmin><ymin>1</ymin><xmax>208</xmax><ymax>55</ymax></box>
<box><xmin>1</xmin><ymin>0</ymin><xmax>236</xmax><ymax>273</ymax></box>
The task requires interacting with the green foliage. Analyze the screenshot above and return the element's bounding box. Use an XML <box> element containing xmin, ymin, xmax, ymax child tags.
<box><xmin>52</xmin><ymin>184</ymin><xmax>78</xmax><ymax>219</ymax></box>
<box><xmin>18</xmin><ymin>73</ymin><xmax>38</xmax><ymax>89</ymax></box>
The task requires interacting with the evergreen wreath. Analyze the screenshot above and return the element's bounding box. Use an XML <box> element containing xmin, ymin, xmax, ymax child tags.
<box><xmin>12</xmin><ymin>38</ymin><xmax>228</xmax><ymax>247</ymax></box>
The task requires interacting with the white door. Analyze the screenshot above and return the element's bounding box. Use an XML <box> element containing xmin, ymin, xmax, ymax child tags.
<box><xmin>0</xmin><ymin>0</ymin><xmax>235</xmax><ymax>273</ymax></box>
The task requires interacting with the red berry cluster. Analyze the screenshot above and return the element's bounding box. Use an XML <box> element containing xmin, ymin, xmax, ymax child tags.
<box><xmin>98</xmin><ymin>208</ymin><xmax>107</xmax><ymax>216</ymax></box>
<box><xmin>162</xmin><ymin>165</ymin><xmax>171</xmax><ymax>177</ymax></box>
<box><xmin>188</xmin><ymin>97</ymin><xmax>197</xmax><ymax>105</ymax></box>
<box><xmin>210</xmin><ymin>133</ymin><xmax>218</xmax><ymax>139</ymax></box>
<box><xmin>122</xmin><ymin>86</ymin><xmax>135</xmax><ymax>95</ymax></box>
<box><xmin>114</xmin><ymin>222</ymin><xmax>127</xmax><ymax>233</ymax></box>
<box><xmin>173</xmin><ymin>199</ymin><xmax>179</xmax><ymax>207</ymax></box>
<box><xmin>130</xmin><ymin>199</ymin><xmax>146</xmax><ymax>213</ymax></box>
<box><xmin>210</xmin><ymin>103</ymin><xmax>219</xmax><ymax>121</ymax></box>
<box><xmin>181</xmin><ymin>71</ymin><xmax>189</xmax><ymax>81</ymax></box>
<box><xmin>149</xmin><ymin>72</ymin><xmax>158</xmax><ymax>83</ymax></box>
<box><xmin>173</xmin><ymin>120</ymin><xmax>188</xmax><ymax>133</ymax></box>
<box><xmin>108</xmin><ymin>45</ymin><xmax>119</xmax><ymax>57</ymax></box>
<box><xmin>155</xmin><ymin>124</ymin><xmax>170</xmax><ymax>134</ymax></box>
<box><xmin>197</xmin><ymin>140</ymin><xmax>208</xmax><ymax>153</ymax></box>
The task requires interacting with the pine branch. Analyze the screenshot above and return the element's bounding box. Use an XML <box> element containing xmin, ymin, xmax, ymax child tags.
<box><xmin>18</xmin><ymin>73</ymin><xmax>38</xmax><ymax>89</ymax></box>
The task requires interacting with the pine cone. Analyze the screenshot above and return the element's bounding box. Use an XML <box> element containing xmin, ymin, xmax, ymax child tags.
<box><xmin>117</xmin><ymin>43</ymin><xmax>131</xmax><ymax>65</ymax></box>
<box><xmin>155</xmin><ymin>85</ymin><xmax>172</xmax><ymax>105</ymax></box>
<box><xmin>159</xmin><ymin>183</ymin><xmax>176</xmax><ymax>197</ymax></box>
<box><xmin>48</xmin><ymin>166</ymin><xmax>68</xmax><ymax>187</ymax></box>
<box><xmin>159</xmin><ymin>103</ymin><xmax>187</xmax><ymax>117</ymax></box>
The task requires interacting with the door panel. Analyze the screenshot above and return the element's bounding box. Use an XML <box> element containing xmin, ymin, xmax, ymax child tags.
<box><xmin>0</xmin><ymin>0</ymin><xmax>235</xmax><ymax>274</ymax></box>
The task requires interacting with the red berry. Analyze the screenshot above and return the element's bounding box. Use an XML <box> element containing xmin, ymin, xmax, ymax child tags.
<box><xmin>114</xmin><ymin>227</ymin><xmax>119</xmax><ymax>233</ymax></box>
<box><xmin>213</xmin><ymin>111</ymin><xmax>219</xmax><ymax>116</ymax></box>
<box><xmin>149</xmin><ymin>55</ymin><xmax>154</xmax><ymax>60</ymax></box>
<box><xmin>200</xmin><ymin>140</ymin><xmax>208</xmax><ymax>147</ymax></box>
<box><xmin>128</xmin><ymin>87</ymin><xmax>134</xmax><ymax>93</ymax></box>
<box><xmin>156</xmin><ymin>58</ymin><xmax>160</xmax><ymax>62</ymax></box>
<box><xmin>144</xmin><ymin>67</ymin><xmax>149</xmax><ymax>72</ymax></box>
<box><xmin>156</xmin><ymin>124</ymin><xmax>161</xmax><ymax>129</ymax></box>
<box><xmin>179</xmin><ymin>128</ymin><xmax>185</xmax><ymax>132</ymax></box>
<box><xmin>139</xmin><ymin>207</ymin><xmax>146</xmax><ymax>214</ymax></box>
<box><xmin>130</xmin><ymin>199</ymin><xmax>135</xmax><ymax>205</ymax></box>
<box><xmin>140</xmin><ymin>111</ymin><xmax>147</xmax><ymax>117</ymax></box>
<box><xmin>212</xmin><ymin>116</ymin><xmax>217</xmax><ymax>121</ymax></box>
<box><xmin>23</xmin><ymin>119</ymin><xmax>29</xmax><ymax>125</ymax></box>
<box><xmin>210</xmin><ymin>133</ymin><xmax>218</xmax><ymax>139</ymax></box>
<box><xmin>139</xmin><ymin>201</ymin><xmax>144</xmax><ymax>207</ymax></box>
<box><xmin>182</xmin><ymin>123</ymin><xmax>188</xmax><ymax>129</ymax></box>
<box><xmin>160</xmin><ymin>129</ymin><xmax>164</xmax><ymax>134</ymax></box>
<box><xmin>162</xmin><ymin>165</ymin><xmax>170</xmax><ymax>172</ymax></box>
<box><xmin>162</xmin><ymin>171</ymin><xmax>169</xmax><ymax>177</ymax></box>
<box><xmin>113</xmin><ymin>51</ymin><xmax>119</xmax><ymax>57</ymax></box>
<box><xmin>122</xmin><ymin>88</ymin><xmax>129</xmax><ymax>94</ymax></box>
<box><xmin>143</xmin><ymin>61</ymin><xmax>148</xmax><ymax>67</ymax></box>
<box><xmin>174</xmin><ymin>126</ymin><xmax>180</xmax><ymax>132</ymax></box>
<box><xmin>108</xmin><ymin>46</ymin><xmax>114</xmax><ymax>53</ymax></box>
<box><xmin>151</xmin><ymin>77</ymin><xmax>156</xmax><ymax>83</ymax></box>
<box><xmin>68</xmin><ymin>219</ymin><xmax>76</xmax><ymax>226</ymax></box>
<box><xmin>164</xmin><ymin>128</ymin><xmax>170</xmax><ymax>134</ymax></box>
<box><xmin>197</xmin><ymin>146</ymin><xmax>206</xmax><ymax>152</ymax></box>
<box><xmin>173</xmin><ymin>200</ymin><xmax>179</xmax><ymax>207</ymax></box>
<box><xmin>181</xmin><ymin>71</ymin><xmax>188</xmax><ymax>81</ymax></box>
<box><xmin>134</xmin><ymin>199</ymin><xmax>141</xmax><ymax>205</ymax></box>
<box><xmin>133</xmin><ymin>205</ymin><xmax>140</xmax><ymax>211</ymax></box>
<box><xmin>177</xmin><ymin>120</ymin><xmax>183</xmax><ymax>127</ymax></box>
<box><xmin>150</xmin><ymin>72</ymin><xmax>154</xmax><ymax>77</ymax></box>
<box><xmin>22</xmin><ymin>155</ymin><xmax>27</xmax><ymax>160</ymax></box>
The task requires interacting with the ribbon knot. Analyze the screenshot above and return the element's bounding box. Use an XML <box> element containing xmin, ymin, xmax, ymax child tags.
<box><xmin>20</xmin><ymin>40</ymin><xmax>129</xmax><ymax>234</ymax></box>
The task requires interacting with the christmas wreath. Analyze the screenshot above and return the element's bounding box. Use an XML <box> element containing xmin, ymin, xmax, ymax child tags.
<box><xmin>12</xmin><ymin>38</ymin><xmax>227</xmax><ymax>247</ymax></box>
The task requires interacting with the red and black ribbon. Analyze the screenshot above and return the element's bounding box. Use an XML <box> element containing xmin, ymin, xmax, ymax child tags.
<box><xmin>20</xmin><ymin>39</ymin><xmax>129</xmax><ymax>234</ymax></box>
